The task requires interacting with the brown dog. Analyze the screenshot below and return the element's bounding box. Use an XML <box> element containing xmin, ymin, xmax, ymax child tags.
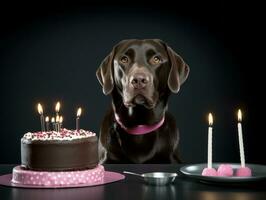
<box><xmin>96</xmin><ymin>39</ymin><xmax>189</xmax><ymax>163</ymax></box>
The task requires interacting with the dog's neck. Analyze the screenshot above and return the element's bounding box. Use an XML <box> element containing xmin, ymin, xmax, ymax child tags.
<box><xmin>111</xmin><ymin>88</ymin><xmax>169</xmax><ymax>129</ymax></box>
<box><xmin>114</xmin><ymin>112</ymin><xmax>165</xmax><ymax>135</ymax></box>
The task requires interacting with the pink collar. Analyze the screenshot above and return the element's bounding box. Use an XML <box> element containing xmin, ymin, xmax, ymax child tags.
<box><xmin>114</xmin><ymin>113</ymin><xmax>165</xmax><ymax>135</ymax></box>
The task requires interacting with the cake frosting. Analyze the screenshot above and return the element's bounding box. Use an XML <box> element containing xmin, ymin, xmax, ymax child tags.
<box><xmin>23</xmin><ymin>128</ymin><xmax>96</xmax><ymax>141</ymax></box>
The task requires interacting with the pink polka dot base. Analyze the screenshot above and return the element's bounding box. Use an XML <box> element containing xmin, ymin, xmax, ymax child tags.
<box><xmin>11</xmin><ymin>165</ymin><xmax>104</xmax><ymax>186</ymax></box>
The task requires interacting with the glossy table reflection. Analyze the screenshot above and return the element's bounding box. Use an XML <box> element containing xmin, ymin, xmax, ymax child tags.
<box><xmin>1</xmin><ymin>164</ymin><xmax>266</xmax><ymax>200</ymax></box>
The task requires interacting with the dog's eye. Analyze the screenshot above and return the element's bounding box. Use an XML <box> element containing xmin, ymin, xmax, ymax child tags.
<box><xmin>120</xmin><ymin>56</ymin><xmax>129</xmax><ymax>64</ymax></box>
<box><xmin>153</xmin><ymin>56</ymin><xmax>161</xmax><ymax>64</ymax></box>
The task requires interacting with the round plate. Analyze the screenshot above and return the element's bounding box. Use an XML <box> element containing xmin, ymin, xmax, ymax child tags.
<box><xmin>180</xmin><ymin>163</ymin><xmax>266</xmax><ymax>183</ymax></box>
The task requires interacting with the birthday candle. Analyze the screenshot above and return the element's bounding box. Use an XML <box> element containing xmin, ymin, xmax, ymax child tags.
<box><xmin>237</xmin><ymin>109</ymin><xmax>245</xmax><ymax>168</ymax></box>
<box><xmin>45</xmin><ymin>116</ymin><xmax>50</xmax><ymax>131</ymax></box>
<box><xmin>37</xmin><ymin>103</ymin><xmax>45</xmax><ymax>132</ymax></box>
<box><xmin>56</xmin><ymin>115</ymin><xmax>60</xmax><ymax>132</ymax></box>
<box><xmin>59</xmin><ymin>116</ymin><xmax>63</xmax><ymax>130</ymax></box>
<box><xmin>51</xmin><ymin>117</ymin><xmax>55</xmax><ymax>131</ymax></box>
<box><xmin>207</xmin><ymin>113</ymin><xmax>213</xmax><ymax>168</ymax></box>
<box><xmin>76</xmin><ymin>107</ymin><xmax>82</xmax><ymax>131</ymax></box>
<box><xmin>55</xmin><ymin>102</ymin><xmax>60</xmax><ymax>117</ymax></box>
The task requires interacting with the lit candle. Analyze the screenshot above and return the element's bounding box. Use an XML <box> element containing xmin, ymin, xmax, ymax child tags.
<box><xmin>45</xmin><ymin>116</ymin><xmax>50</xmax><ymax>131</ymax></box>
<box><xmin>202</xmin><ymin>112</ymin><xmax>217</xmax><ymax>176</ymax></box>
<box><xmin>55</xmin><ymin>102</ymin><xmax>61</xmax><ymax>118</ymax></box>
<box><xmin>51</xmin><ymin>117</ymin><xmax>55</xmax><ymax>131</ymax></box>
<box><xmin>237</xmin><ymin>109</ymin><xmax>245</xmax><ymax>168</ymax></box>
<box><xmin>236</xmin><ymin>109</ymin><xmax>252</xmax><ymax>176</ymax></box>
<box><xmin>37</xmin><ymin>103</ymin><xmax>45</xmax><ymax>132</ymax></box>
<box><xmin>76</xmin><ymin>107</ymin><xmax>82</xmax><ymax>131</ymax></box>
<box><xmin>56</xmin><ymin>115</ymin><xmax>60</xmax><ymax>132</ymax></box>
<box><xmin>59</xmin><ymin>116</ymin><xmax>63</xmax><ymax>130</ymax></box>
<box><xmin>207</xmin><ymin>113</ymin><xmax>213</xmax><ymax>168</ymax></box>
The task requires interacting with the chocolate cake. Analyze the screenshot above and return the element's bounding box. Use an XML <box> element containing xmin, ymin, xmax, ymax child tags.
<box><xmin>21</xmin><ymin>129</ymin><xmax>99</xmax><ymax>171</ymax></box>
<box><xmin>12</xmin><ymin>128</ymin><xmax>105</xmax><ymax>186</ymax></box>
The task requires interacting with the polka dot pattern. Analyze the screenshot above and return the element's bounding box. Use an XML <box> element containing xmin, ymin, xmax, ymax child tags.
<box><xmin>11</xmin><ymin>165</ymin><xmax>105</xmax><ymax>186</ymax></box>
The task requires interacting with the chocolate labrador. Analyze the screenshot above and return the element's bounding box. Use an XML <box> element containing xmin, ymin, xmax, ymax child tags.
<box><xmin>96</xmin><ymin>39</ymin><xmax>189</xmax><ymax>163</ymax></box>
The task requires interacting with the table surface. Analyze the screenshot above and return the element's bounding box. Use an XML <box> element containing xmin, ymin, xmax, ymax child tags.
<box><xmin>1</xmin><ymin>164</ymin><xmax>266</xmax><ymax>200</ymax></box>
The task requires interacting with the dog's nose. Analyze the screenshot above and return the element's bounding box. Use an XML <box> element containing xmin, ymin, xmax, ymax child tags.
<box><xmin>130</xmin><ymin>73</ymin><xmax>149</xmax><ymax>89</ymax></box>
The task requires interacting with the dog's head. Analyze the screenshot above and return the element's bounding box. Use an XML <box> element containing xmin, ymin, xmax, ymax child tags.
<box><xmin>96</xmin><ymin>39</ymin><xmax>189</xmax><ymax>109</ymax></box>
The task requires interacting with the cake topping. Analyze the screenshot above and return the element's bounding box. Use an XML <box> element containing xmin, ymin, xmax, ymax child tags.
<box><xmin>23</xmin><ymin>128</ymin><xmax>96</xmax><ymax>141</ymax></box>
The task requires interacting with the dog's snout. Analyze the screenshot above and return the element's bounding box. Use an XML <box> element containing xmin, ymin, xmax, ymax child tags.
<box><xmin>130</xmin><ymin>73</ymin><xmax>149</xmax><ymax>89</ymax></box>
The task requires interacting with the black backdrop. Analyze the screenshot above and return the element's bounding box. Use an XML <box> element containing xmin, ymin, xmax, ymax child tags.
<box><xmin>0</xmin><ymin>1</ymin><xmax>264</xmax><ymax>164</ymax></box>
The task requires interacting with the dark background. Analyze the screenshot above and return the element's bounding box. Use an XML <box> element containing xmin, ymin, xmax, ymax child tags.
<box><xmin>0</xmin><ymin>1</ymin><xmax>264</xmax><ymax>164</ymax></box>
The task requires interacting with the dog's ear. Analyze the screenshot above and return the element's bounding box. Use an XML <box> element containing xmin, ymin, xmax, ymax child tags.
<box><xmin>96</xmin><ymin>47</ymin><xmax>116</xmax><ymax>95</ymax></box>
<box><xmin>166</xmin><ymin>46</ymin><xmax>190</xmax><ymax>93</ymax></box>
<box><xmin>154</xmin><ymin>39</ymin><xmax>189</xmax><ymax>93</ymax></box>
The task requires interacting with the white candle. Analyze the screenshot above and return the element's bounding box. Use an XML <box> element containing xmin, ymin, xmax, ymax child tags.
<box><xmin>237</xmin><ymin>109</ymin><xmax>245</xmax><ymax>168</ymax></box>
<box><xmin>76</xmin><ymin>107</ymin><xmax>82</xmax><ymax>131</ymax></box>
<box><xmin>207</xmin><ymin>113</ymin><xmax>213</xmax><ymax>168</ymax></box>
<box><xmin>59</xmin><ymin>116</ymin><xmax>63</xmax><ymax>130</ymax></box>
<box><xmin>56</xmin><ymin>115</ymin><xmax>60</xmax><ymax>132</ymax></box>
<box><xmin>51</xmin><ymin>117</ymin><xmax>55</xmax><ymax>131</ymax></box>
<box><xmin>55</xmin><ymin>102</ymin><xmax>61</xmax><ymax>118</ymax></box>
<box><xmin>37</xmin><ymin>103</ymin><xmax>45</xmax><ymax>132</ymax></box>
<box><xmin>45</xmin><ymin>116</ymin><xmax>50</xmax><ymax>131</ymax></box>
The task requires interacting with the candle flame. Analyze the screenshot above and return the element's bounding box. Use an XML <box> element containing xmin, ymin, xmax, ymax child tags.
<box><xmin>56</xmin><ymin>115</ymin><xmax>60</xmax><ymax>122</ymax></box>
<box><xmin>45</xmin><ymin>116</ymin><xmax>49</xmax><ymax>122</ymax></box>
<box><xmin>59</xmin><ymin>116</ymin><xmax>63</xmax><ymax>123</ymax></box>
<box><xmin>37</xmin><ymin>103</ymin><xmax>43</xmax><ymax>115</ymax></box>
<box><xmin>208</xmin><ymin>113</ymin><xmax>213</xmax><ymax>126</ymax></box>
<box><xmin>77</xmin><ymin>108</ymin><xmax>82</xmax><ymax>117</ymax></box>
<box><xmin>55</xmin><ymin>102</ymin><xmax>61</xmax><ymax>113</ymax></box>
<box><xmin>238</xmin><ymin>109</ymin><xmax>242</xmax><ymax>122</ymax></box>
<box><xmin>51</xmin><ymin>117</ymin><xmax>55</xmax><ymax>123</ymax></box>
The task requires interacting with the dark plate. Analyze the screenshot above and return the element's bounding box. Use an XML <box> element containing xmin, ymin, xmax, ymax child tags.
<box><xmin>180</xmin><ymin>163</ymin><xmax>266</xmax><ymax>183</ymax></box>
